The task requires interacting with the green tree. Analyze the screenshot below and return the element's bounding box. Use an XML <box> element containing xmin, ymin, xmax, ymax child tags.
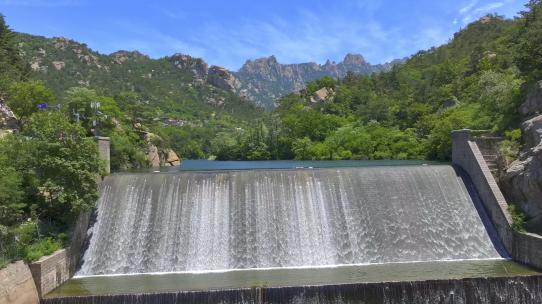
<box><xmin>64</xmin><ymin>87</ymin><xmax>121</xmax><ymax>135</ymax></box>
<box><xmin>20</xmin><ymin>112</ymin><xmax>101</xmax><ymax>224</ymax></box>
<box><xmin>515</xmin><ymin>0</ymin><xmax>542</xmax><ymax>84</ymax></box>
<box><xmin>0</xmin><ymin>159</ymin><xmax>24</xmax><ymax>226</ymax></box>
<box><xmin>7</xmin><ymin>81</ymin><xmax>55</xmax><ymax>124</ymax></box>
<box><xmin>0</xmin><ymin>15</ymin><xmax>26</xmax><ymax>92</ymax></box>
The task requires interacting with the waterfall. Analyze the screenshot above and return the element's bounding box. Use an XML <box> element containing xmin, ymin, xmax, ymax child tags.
<box><xmin>78</xmin><ymin>165</ymin><xmax>502</xmax><ymax>276</ymax></box>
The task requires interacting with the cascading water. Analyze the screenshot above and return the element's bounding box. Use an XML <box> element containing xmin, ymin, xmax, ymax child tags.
<box><xmin>78</xmin><ymin>165</ymin><xmax>503</xmax><ymax>276</ymax></box>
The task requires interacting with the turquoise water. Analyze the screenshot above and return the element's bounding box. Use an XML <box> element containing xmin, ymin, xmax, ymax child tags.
<box><xmin>137</xmin><ymin>159</ymin><xmax>444</xmax><ymax>172</ymax></box>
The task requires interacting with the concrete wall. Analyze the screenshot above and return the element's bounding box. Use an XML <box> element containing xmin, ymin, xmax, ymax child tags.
<box><xmin>95</xmin><ymin>136</ymin><xmax>110</xmax><ymax>175</ymax></box>
<box><xmin>452</xmin><ymin>129</ymin><xmax>542</xmax><ymax>269</ymax></box>
<box><xmin>0</xmin><ymin>261</ymin><xmax>39</xmax><ymax>304</ymax></box>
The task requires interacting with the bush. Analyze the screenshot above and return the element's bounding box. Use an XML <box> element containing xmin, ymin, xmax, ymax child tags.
<box><xmin>508</xmin><ymin>203</ymin><xmax>527</xmax><ymax>232</ymax></box>
<box><xmin>23</xmin><ymin>237</ymin><xmax>62</xmax><ymax>262</ymax></box>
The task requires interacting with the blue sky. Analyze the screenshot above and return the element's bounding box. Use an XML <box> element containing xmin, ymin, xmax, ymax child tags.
<box><xmin>0</xmin><ymin>0</ymin><xmax>527</xmax><ymax>70</ymax></box>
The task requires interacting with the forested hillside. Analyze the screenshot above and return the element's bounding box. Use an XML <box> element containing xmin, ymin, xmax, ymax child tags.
<box><xmin>211</xmin><ymin>3</ymin><xmax>541</xmax><ymax>162</ymax></box>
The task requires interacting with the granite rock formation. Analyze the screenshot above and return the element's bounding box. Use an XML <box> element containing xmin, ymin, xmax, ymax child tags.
<box><xmin>503</xmin><ymin>81</ymin><xmax>542</xmax><ymax>231</ymax></box>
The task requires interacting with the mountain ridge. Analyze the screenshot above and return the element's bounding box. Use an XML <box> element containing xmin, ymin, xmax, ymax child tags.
<box><xmin>15</xmin><ymin>32</ymin><xmax>400</xmax><ymax>108</ymax></box>
<box><xmin>235</xmin><ymin>54</ymin><xmax>402</xmax><ymax>107</ymax></box>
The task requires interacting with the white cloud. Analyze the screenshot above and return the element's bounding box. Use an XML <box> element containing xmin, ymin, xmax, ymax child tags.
<box><xmin>458</xmin><ymin>1</ymin><xmax>506</xmax><ymax>25</ymax></box>
<box><xmin>473</xmin><ymin>2</ymin><xmax>504</xmax><ymax>13</ymax></box>
<box><xmin>181</xmin><ymin>7</ymin><xmax>409</xmax><ymax>70</ymax></box>
<box><xmin>459</xmin><ymin>0</ymin><xmax>479</xmax><ymax>14</ymax></box>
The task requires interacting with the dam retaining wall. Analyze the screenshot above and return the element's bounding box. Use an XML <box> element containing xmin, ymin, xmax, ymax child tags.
<box><xmin>41</xmin><ymin>276</ymin><xmax>542</xmax><ymax>304</ymax></box>
<box><xmin>451</xmin><ymin>129</ymin><xmax>542</xmax><ymax>269</ymax></box>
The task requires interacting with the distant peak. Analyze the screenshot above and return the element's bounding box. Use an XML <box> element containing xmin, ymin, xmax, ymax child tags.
<box><xmin>254</xmin><ymin>55</ymin><xmax>278</xmax><ymax>64</ymax></box>
<box><xmin>342</xmin><ymin>53</ymin><xmax>366</xmax><ymax>65</ymax></box>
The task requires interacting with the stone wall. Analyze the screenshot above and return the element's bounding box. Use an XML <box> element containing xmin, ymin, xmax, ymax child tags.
<box><xmin>0</xmin><ymin>261</ymin><xmax>39</xmax><ymax>304</ymax></box>
<box><xmin>452</xmin><ymin>129</ymin><xmax>542</xmax><ymax>269</ymax></box>
<box><xmin>28</xmin><ymin>250</ymin><xmax>71</xmax><ymax>298</ymax></box>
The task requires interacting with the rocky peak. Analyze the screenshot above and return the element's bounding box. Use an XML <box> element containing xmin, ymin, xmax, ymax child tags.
<box><xmin>240</xmin><ymin>56</ymin><xmax>280</xmax><ymax>72</ymax></box>
<box><xmin>342</xmin><ymin>53</ymin><xmax>366</xmax><ymax>66</ymax></box>
<box><xmin>168</xmin><ymin>53</ymin><xmax>209</xmax><ymax>80</ymax></box>
<box><xmin>110</xmin><ymin>51</ymin><xmax>149</xmax><ymax>64</ymax></box>
<box><xmin>207</xmin><ymin>65</ymin><xmax>241</xmax><ymax>93</ymax></box>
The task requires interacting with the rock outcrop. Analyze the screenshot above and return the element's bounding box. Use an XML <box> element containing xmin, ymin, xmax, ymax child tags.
<box><xmin>520</xmin><ymin>80</ymin><xmax>542</xmax><ymax>116</ymax></box>
<box><xmin>310</xmin><ymin>87</ymin><xmax>334</xmax><ymax>103</ymax></box>
<box><xmin>207</xmin><ymin>66</ymin><xmax>242</xmax><ymax>93</ymax></box>
<box><xmin>0</xmin><ymin>101</ymin><xmax>18</xmax><ymax>137</ymax></box>
<box><xmin>164</xmin><ymin>149</ymin><xmax>181</xmax><ymax>166</ymax></box>
<box><xmin>143</xmin><ymin>132</ymin><xmax>182</xmax><ymax>168</ymax></box>
<box><xmin>168</xmin><ymin>53</ymin><xmax>208</xmax><ymax>81</ymax></box>
<box><xmin>502</xmin><ymin>81</ymin><xmax>542</xmax><ymax>232</ymax></box>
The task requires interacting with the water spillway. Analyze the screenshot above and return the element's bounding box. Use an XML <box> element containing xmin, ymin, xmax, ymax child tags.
<box><xmin>78</xmin><ymin>165</ymin><xmax>503</xmax><ymax>276</ymax></box>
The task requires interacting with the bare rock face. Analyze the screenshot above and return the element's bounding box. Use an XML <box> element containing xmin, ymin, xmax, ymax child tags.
<box><xmin>0</xmin><ymin>100</ymin><xmax>18</xmax><ymax>137</ymax></box>
<box><xmin>52</xmin><ymin>61</ymin><xmax>65</xmax><ymax>70</ymax></box>
<box><xmin>207</xmin><ymin>66</ymin><xmax>242</xmax><ymax>93</ymax></box>
<box><xmin>148</xmin><ymin>144</ymin><xmax>161</xmax><ymax>168</ymax></box>
<box><xmin>503</xmin><ymin>113</ymin><xmax>542</xmax><ymax>219</ymax></box>
<box><xmin>169</xmin><ymin>54</ymin><xmax>209</xmax><ymax>81</ymax></box>
<box><xmin>235</xmin><ymin>54</ymin><xmax>399</xmax><ymax>108</ymax></box>
<box><xmin>502</xmin><ymin>81</ymin><xmax>542</xmax><ymax>228</ymax></box>
<box><xmin>52</xmin><ymin>37</ymin><xmax>70</xmax><ymax>50</ymax></box>
<box><xmin>520</xmin><ymin>80</ymin><xmax>542</xmax><ymax>116</ymax></box>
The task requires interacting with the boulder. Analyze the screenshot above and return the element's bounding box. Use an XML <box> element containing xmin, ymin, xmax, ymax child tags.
<box><xmin>520</xmin><ymin>80</ymin><xmax>542</xmax><ymax>116</ymax></box>
<box><xmin>0</xmin><ymin>101</ymin><xmax>18</xmax><ymax>133</ymax></box>
<box><xmin>165</xmin><ymin>149</ymin><xmax>181</xmax><ymax>166</ymax></box>
<box><xmin>310</xmin><ymin>87</ymin><xmax>334</xmax><ymax>103</ymax></box>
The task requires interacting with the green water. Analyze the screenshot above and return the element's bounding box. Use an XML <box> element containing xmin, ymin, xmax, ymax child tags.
<box><xmin>46</xmin><ymin>260</ymin><xmax>540</xmax><ymax>298</ymax></box>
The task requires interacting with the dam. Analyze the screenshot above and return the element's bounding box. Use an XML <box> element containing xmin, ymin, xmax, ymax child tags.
<box><xmin>78</xmin><ymin>165</ymin><xmax>502</xmax><ymax>275</ymax></box>
<box><xmin>41</xmin><ymin>133</ymin><xmax>542</xmax><ymax>304</ymax></box>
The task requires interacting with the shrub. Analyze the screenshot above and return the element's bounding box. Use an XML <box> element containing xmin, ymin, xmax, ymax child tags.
<box><xmin>508</xmin><ymin>203</ymin><xmax>527</xmax><ymax>232</ymax></box>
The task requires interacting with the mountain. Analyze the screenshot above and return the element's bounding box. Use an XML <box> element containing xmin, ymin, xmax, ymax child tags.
<box><xmin>234</xmin><ymin>54</ymin><xmax>401</xmax><ymax>107</ymax></box>
<box><xmin>15</xmin><ymin>33</ymin><xmax>399</xmax><ymax>109</ymax></box>
<box><xmin>15</xmin><ymin>34</ymin><xmax>259</xmax><ymax>114</ymax></box>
